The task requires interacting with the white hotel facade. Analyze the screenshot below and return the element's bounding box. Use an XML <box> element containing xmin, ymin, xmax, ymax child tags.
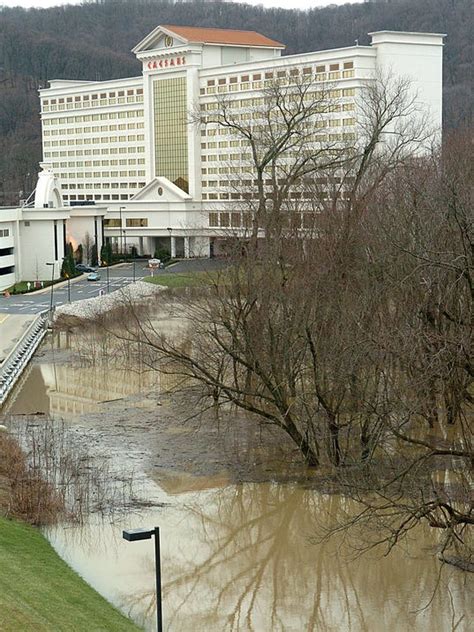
<box><xmin>0</xmin><ymin>25</ymin><xmax>444</xmax><ymax>288</ymax></box>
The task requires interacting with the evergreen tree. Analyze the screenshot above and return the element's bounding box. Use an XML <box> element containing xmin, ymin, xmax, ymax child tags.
<box><xmin>91</xmin><ymin>243</ymin><xmax>99</xmax><ymax>267</ymax></box>
<box><xmin>61</xmin><ymin>242</ymin><xmax>76</xmax><ymax>278</ymax></box>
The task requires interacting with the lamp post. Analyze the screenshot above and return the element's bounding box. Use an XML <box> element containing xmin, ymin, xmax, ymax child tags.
<box><xmin>46</xmin><ymin>262</ymin><xmax>55</xmax><ymax>314</ymax></box>
<box><xmin>106</xmin><ymin>264</ymin><xmax>110</xmax><ymax>293</ymax></box>
<box><xmin>59</xmin><ymin>256</ymin><xmax>72</xmax><ymax>302</ymax></box>
<box><xmin>166</xmin><ymin>227</ymin><xmax>172</xmax><ymax>260</ymax></box>
<box><xmin>119</xmin><ymin>206</ymin><xmax>124</xmax><ymax>255</ymax></box>
<box><xmin>123</xmin><ymin>527</ymin><xmax>163</xmax><ymax>632</ymax></box>
<box><xmin>119</xmin><ymin>206</ymin><xmax>126</xmax><ymax>257</ymax></box>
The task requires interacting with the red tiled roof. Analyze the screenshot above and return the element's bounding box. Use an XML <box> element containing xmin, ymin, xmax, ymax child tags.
<box><xmin>161</xmin><ymin>25</ymin><xmax>285</xmax><ymax>49</ymax></box>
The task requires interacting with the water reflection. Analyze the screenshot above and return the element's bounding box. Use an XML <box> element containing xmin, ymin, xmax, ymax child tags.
<box><xmin>46</xmin><ymin>481</ymin><xmax>471</xmax><ymax>632</ymax></box>
<box><xmin>6</xmin><ymin>350</ymin><xmax>160</xmax><ymax>418</ymax></box>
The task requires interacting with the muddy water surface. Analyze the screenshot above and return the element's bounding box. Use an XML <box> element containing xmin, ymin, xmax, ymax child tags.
<box><xmin>5</xmin><ymin>334</ymin><xmax>472</xmax><ymax>631</ymax></box>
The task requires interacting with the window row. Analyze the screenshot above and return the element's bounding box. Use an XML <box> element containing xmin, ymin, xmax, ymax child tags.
<box><xmin>203</xmin><ymin>175</ymin><xmax>354</xmax><ymax>187</ymax></box>
<box><xmin>43</xmin><ymin>92</ymin><xmax>144</xmax><ymax>112</ymax></box>
<box><xmin>44</xmin><ymin>88</ymin><xmax>143</xmax><ymax>105</ymax></box>
<box><xmin>201</xmin><ymin>62</ymin><xmax>355</xmax><ymax>94</ymax></box>
<box><xmin>200</xmin><ymin>89</ymin><xmax>356</xmax><ymax>112</ymax></box>
<box><xmin>45</xmin><ymin>135</ymin><xmax>145</xmax><ymax>144</ymax></box>
<box><xmin>104</xmin><ymin>218</ymin><xmax>148</xmax><ymax>227</ymax></box>
<box><xmin>52</xmin><ymin>159</ymin><xmax>143</xmax><ymax>167</ymax></box>
<box><xmin>43</xmin><ymin>111</ymin><xmax>144</xmax><ymax>126</ymax></box>
<box><xmin>44</xmin><ymin>141</ymin><xmax>145</xmax><ymax>151</ymax></box>
<box><xmin>59</xmin><ymin>173</ymin><xmax>145</xmax><ymax>180</ymax></box>
<box><xmin>62</xmin><ymin>182</ymin><xmax>144</xmax><ymax>190</ymax></box>
<box><xmin>64</xmin><ymin>194</ymin><xmax>133</xmax><ymax>201</ymax></box>
<box><xmin>209</xmin><ymin>211</ymin><xmax>329</xmax><ymax>229</ymax></box>
<box><xmin>44</xmin><ymin>131</ymin><xmax>145</xmax><ymax>141</ymax></box>
<box><xmin>44</xmin><ymin>151</ymin><xmax>145</xmax><ymax>162</ymax></box>
<box><xmin>203</xmin><ymin>189</ymin><xmax>342</xmax><ymax>201</ymax></box>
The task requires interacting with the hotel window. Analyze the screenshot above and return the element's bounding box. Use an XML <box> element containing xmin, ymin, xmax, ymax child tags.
<box><xmin>343</xmin><ymin>88</ymin><xmax>355</xmax><ymax>97</ymax></box>
<box><xmin>220</xmin><ymin>212</ymin><xmax>230</xmax><ymax>227</ymax></box>
<box><xmin>209</xmin><ymin>213</ymin><xmax>218</xmax><ymax>227</ymax></box>
<box><xmin>126</xmin><ymin>218</ymin><xmax>148</xmax><ymax>227</ymax></box>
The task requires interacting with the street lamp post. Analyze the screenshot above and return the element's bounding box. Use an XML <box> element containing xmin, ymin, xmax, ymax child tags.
<box><xmin>46</xmin><ymin>262</ymin><xmax>55</xmax><ymax>314</ymax></box>
<box><xmin>123</xmin><ymin>527</ymin><xmax>163</xmax><ymax>632</ymax></box>
<box><xmin>106</xmin><ymin>264</ymin><xmax>110</xmax><ymax>293</ymax></box>
<box><xmin>166</xmin><ymin>227</ymin><xmax>172</xmax><ymax>260</ymax></box>
<box><xmin>119</xmin><ymin>206</ymin><xmax>126</xmax><ymax>257</ymax></box>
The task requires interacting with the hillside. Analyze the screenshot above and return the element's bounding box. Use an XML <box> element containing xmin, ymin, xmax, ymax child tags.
<box><xmin>0</xmin><ymin>0</ymin><xmax>471</xmax><ymax>204</ymax></box>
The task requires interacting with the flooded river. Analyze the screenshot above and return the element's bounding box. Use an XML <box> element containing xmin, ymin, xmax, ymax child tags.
<box><xmin>4</xmin><ymin>333</ymin><xmax>472</xmax><ymax>631</ymax></box>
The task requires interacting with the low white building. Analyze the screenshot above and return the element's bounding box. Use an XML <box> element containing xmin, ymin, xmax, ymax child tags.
<box><xmin>0</xmin><ymin>165</ymin><xmax>105</xmax><ymax>292</ymax></box>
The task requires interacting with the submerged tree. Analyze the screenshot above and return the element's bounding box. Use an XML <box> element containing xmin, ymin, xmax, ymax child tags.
<box><xmin>104</xmin><ymin>72</ymin><xmax>438</xmax><ymax>467</ymax></box>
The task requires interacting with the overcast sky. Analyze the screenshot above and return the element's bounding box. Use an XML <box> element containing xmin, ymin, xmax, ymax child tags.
<box><xmin>0</xmin><ymin>0</ymin><xmax>359</xmax><ymax>10</ymax></box>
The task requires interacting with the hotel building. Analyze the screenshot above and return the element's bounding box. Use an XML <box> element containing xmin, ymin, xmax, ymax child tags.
<box><xmin>6</xmin><ymin>24</ymin><xmax>444</xmax><ymax>280</ymax></box>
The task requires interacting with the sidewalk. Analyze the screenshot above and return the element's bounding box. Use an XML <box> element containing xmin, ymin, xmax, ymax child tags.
<box><xmin>0</xmin><ymin>313</ymin><xmax>36</xmax><ymax>365</ymax></box>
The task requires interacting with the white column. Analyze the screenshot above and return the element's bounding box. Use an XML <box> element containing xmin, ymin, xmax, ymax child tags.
<box><xmin>184</xmin><ymin>236</ymin><xmax>190</xmax><ymax>258</ymax></box>
<box><xmin>170</xmin><ymin>236</ymin><xmax>176</xmax><ymax>258</ymax></box>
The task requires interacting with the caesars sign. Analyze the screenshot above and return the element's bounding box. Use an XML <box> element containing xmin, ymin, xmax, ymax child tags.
<box><xmin>147</xmin><ymin>57</ymin><xmax>186</xmax><ymax>70</ymax></box>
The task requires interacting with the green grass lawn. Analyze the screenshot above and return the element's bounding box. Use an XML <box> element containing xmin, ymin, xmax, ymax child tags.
<box><xmin>143</xmin><ymin>269</ymin><xmax>221</xmax><ymax>288</ymax></box>
<box><xmin>6</xmin><ymin>274</ymin><xmax>81</xmax><ymax>295</ymax></box>
<box><xmin>0</xmin><ymin>517</ymin><xmax>141</xmax><ymax>632</ymax></box>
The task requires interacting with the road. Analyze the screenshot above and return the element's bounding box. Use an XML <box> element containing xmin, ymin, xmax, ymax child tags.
<box><xmin>0</xmin><ymin>258</ymin><xmax>227</xmax><ymax>315</ymax></box>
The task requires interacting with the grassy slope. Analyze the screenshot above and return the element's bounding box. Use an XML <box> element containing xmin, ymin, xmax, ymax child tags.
<box><xmin>0</xmin><ymin>517</ymin><xmax>141</xmax><ymax>632</ymax></box>
<box><xmin>143</xmin><ymin>269</ymin><xmax>220</xmax><ymax>288</ymax></box>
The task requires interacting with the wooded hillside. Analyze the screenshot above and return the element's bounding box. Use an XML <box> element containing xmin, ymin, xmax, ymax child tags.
<box><xmin>0</xmin><ymin>0</ymin><xmax>471</xmax><ymax>204</ymax></box>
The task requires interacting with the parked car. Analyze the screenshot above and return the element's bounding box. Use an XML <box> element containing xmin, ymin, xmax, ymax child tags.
<box><xmin>76</xmin><ymin>264</ymin><xmax>97</xmax><ymax>273</ymax></box>
<box><xmin>87</xmin><ymin>272</ymin><xmax>101</xmax><ymax>281</ymax></box>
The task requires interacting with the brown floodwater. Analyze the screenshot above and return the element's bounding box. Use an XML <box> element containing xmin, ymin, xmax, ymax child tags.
<box><xmin>43</xmin><ymin>482</ymin><xmax>472</xmax><ymax>632</ymax></box>
<box><xmin>4</xmin><ymin>334</ymin><xmax>473</xmax><ymax>631</ymax></box>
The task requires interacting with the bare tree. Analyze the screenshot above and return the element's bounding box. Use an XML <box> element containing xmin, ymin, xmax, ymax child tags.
<box><xmin>91</xmin><ymin>72</ymin><xmax>442</xmax><ymax>473</ymax></box>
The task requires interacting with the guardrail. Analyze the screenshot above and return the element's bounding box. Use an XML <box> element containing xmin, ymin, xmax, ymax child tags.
<box><xmin>0</xmin><ymin>310</ymin><xmax>49</xmax><ymax>407</ymax></box>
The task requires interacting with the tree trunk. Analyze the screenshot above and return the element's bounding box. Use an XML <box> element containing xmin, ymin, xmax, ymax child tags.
<box><xmin>284</xmin><ymin>418</ymin><xmax>319</xmax><ymax>467</ymax></box>
<box><xmin>328</xmin><ymin>417</ymin><xmax>341</xmax><ymax>467</ymax></box>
